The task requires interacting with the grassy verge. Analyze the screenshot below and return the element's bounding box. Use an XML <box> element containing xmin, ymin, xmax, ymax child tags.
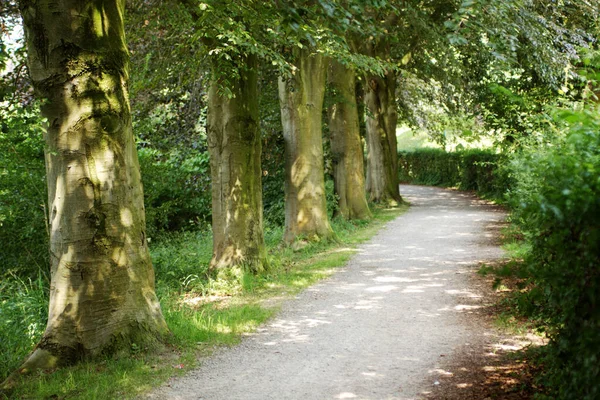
<box><xmin>473</xmin><ymin>221</ymin><xmax>549</xmax><ymax>396</ymax></box>
<box><xmin>4</xmin><ymin>204</ymin><xmax>407</xmax><ymax>399</ymax></box>
<box><xmin>476</xmin><ymin>222</ymin><xmax>534</xmax><ymax>332</ymax></box>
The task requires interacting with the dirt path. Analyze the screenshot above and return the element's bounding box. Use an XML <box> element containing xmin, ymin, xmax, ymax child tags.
<box><xmin>147</xmin><ymin>185</ymin><xmax>509</xmax><ymax>400</ymax></box>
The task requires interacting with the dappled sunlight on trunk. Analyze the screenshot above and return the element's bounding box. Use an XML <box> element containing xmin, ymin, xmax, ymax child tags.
<box><xmin>207</xmin><ymin>54</ymin><xmax>266</xmax><ymax>272</ymax></box>
<box><xmin>279</xmin><ymin>48</ymin><xmax>333</xmax><ymax>244</ymax></box>
<box><xmin>9</xmin><ymin>0</ymin><xmax>168</xmax><ymax>379</ymax></box>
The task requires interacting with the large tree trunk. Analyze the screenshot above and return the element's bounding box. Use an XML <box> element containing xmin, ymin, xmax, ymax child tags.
<box><xmin>207</xmin><ymin>55</ymin><xmax>267</xmax><ymax>273</ymax></box>
<box><xmin>327</xmin><ymin>60</ymin><xmax>372</xmax><ymax>220</ymax></box>
<box><xmin>14</xmin><ymin>0</ymin><xmax>168</xmax><ymax>375</ymax></box>
<box><xmin>364</xmin><ymin>69</ymin><xmax>403</xmax><ymax>205</ymax></box>
<box><xmin>278</xmin><ymin>49</ymin><xmax>333</xmax><ymax>244</ymax></box>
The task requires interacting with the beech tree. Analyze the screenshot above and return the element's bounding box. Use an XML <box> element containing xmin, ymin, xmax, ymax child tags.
<box><xmin>11</xmin><ymin>0</ymin><xmax>168</xmax><ymax>377</ymax></box>
<box><xmin>275</xmin><ymin>1</ymin><xmax>386</xmax><ymax>240</ymax></box>
<box><xmin>361</xmin><ymin>12</ymin><xmax>403</xmax><ymax>206</ymax></box>
<box><xmin>166</xmin><ymin>0</ymin><xmax>279</xmax><ymax>271</ymax></box>
<box><xmin>364</xmin><ymin>63</ymin><xmax>403</xmax><ymax>205</ymax></box>
<box><xmin>207</xmin><ymin>54</ymin><xmax>267</xmax><ymax>271</ymax></box>
<box><xmin>327</xmin><ymin>59</ymin><xmax>372</xmax><ymax>219</ymax></box>
<box><xmin>358</xmin><ymin>2</ymin><xmax>469</xmax><ymax>204</ymax></box>
<box><xmin>279</xmin><ymin>48</ymin><xmax>334</xmax><ymax>243</ymax></box>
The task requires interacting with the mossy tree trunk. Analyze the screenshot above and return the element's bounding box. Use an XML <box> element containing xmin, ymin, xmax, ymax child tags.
<box><xmin>278</xmin><ymin>48</ymin><xmax>334</xmax><ymax>244</ymax></box>
<box><xmin>14</xmin><ymin>0</ymin><xmax>168</xmax><ymax>376</ymax></box>
<box><xmin>364</xmin><ymin>65</ymin><xmax>403</xmax><ymax>206</ymax></box>
<box><xmin>327</xmin><ymin>60</ymin><xmax>372</xmax><ymax>220</ymax></box>
<box><xmin>207</xmin><ymin>55</ymin><xmax>267</xmax><ymax>272</ymax></box>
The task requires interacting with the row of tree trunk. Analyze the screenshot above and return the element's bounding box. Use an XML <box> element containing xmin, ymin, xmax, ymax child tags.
<box><xmin>208</xmin><ymin>48</ymin><xmax>403</xmax><ymax>270</ymax></box>
<box><xmin>6</xmin><ymin>0</ymin><xmax>400</xmax><ymax>382</ymax></box>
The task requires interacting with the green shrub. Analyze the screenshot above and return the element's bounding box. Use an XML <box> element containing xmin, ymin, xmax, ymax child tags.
<box><xmin>398</xmin><ymin>148</ymin><xmax>509</xmax><ymax>200</ymax></box>
<box><xmin>0</xmin><ymin>101</ymin><xmax>48</xmax><ymax>279</ymax></box>
<box><xmin>261</xmin><ymin>131</ymin><xmax>286</xmax><ymax>226</ymax></box>
<box><xmin>509</xmin><ymin>107</ymin><xmax>600</xmax><ymax>400</ymax></box>
<box><xmin>398</xmin><ymin>148</ymin><xmax>460</xmax><ymax>186</ymax></box>
<box><xmin>138</xmin><ymin>148</ymin><xmax>212</xmax><ymax>239</ymax></box>
<box><xmin>459</xmin><ymin>149</ymin><xmax>511</xmax><ymax>197</ymax></box>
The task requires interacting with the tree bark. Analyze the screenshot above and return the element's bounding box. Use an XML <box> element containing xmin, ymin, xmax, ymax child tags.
<box><xmin>14</xmin><ymin>0</ymin><xmax>168</xmax><ymax>375</ymax></box>
<box><xmin>364</xmin><ymin>68</ymin><xmax>403</xmax><ymax>205</ymax></box>
<box><xmin>207</xmin><ymin>55</ymin><xmax>267</xmax><ymax>272</ymax></box>
<box><xmin>327</xmin><ymin>60</ymin><xmax>372</xmax><ymax>220</ymax></box>
<box><xmin>279</xmin><ymin>48</ymin><xmax>334</xmax><ymax>244</ymax></box>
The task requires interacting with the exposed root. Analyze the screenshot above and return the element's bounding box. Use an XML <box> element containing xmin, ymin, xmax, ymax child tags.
<box><xmin>1</xmin><ymin>348</ymin><xmax>59</xmax><ymax>392</ymax></box>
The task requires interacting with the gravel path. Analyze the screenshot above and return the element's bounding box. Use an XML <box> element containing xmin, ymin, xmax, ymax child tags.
<box><xmin>147</xmin><ymin>185</ymin><xmax>507</xmax><ymax>400</ymax></box>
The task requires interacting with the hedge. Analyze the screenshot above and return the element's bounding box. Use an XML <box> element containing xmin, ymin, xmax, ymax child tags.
<box><xmin>398</xmin><ymin>148</ymin><xmax>511</xmax><ymax>200</ymax></box>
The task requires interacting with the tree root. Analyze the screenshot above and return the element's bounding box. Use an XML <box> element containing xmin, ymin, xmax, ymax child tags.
<box><xmin>1</xmin><ymin>348</ymin><xmax>59</xmax><ymax>392</ymax></box>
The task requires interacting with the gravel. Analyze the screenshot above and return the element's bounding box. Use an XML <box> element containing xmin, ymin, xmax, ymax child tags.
<box><xmin>145</xmin><ymin>185</ymin><xmax>507</xmax><ymax>400</ymax></box>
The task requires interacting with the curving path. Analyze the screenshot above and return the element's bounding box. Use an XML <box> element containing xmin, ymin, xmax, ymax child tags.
<box><xmin>147</xmin><ymin>185</ymin><xmax>507</xmax><ymax>400</ymax></box>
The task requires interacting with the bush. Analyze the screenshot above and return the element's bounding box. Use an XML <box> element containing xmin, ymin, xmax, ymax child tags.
<box><xmin>398</xmin><ymin>148</ymin><xmax>509</xmax><ymax>200</ymax></box>
<box><xmin>261</xmin><ymin>133</ymin><xmax>286</xmax><ymax>226</ymax></box>
<box><xmin>398</xmin><ymin>148</ymin><xmax>459</xmax><ymax>186</ymax></box>
<box><xmin>509</xmin><ymin>107</ymin><xmax>600</xmax><ymax>399</ymax></box>
<box><xmin>459</xmin><ymin>150</ymin><xmax>511</xmax><ymax>197</ymax></box>
<box><xmin>150</xmin><ymin>231</ymin><xmax>213</xmax><ymax>292</ymax></box>
<box><xmin>138</xmin><ymin>147</ymin><xmax>212</xmax><ymax>239</ymax></box>
<box><xmin>0</xmin><ymin>102</ymin><xmax>48</xmax><ymax>279</ymax></box>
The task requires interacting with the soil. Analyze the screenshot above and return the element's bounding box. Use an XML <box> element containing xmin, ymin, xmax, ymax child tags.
<box><xmin>419</xmin><ymin>257</ymin><xmax>543</xmax><ymax>400</ymax></box>
<box><xmin>145</xmin><ymin>185</ymin><xmax>541</xmax><ymax>400</ymax></box>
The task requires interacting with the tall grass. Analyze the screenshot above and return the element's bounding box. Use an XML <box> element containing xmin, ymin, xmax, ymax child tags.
<box><xmin>0</xmin><ymin>273</ymin><xmax>48</xmax><ymax>381</ymax></box>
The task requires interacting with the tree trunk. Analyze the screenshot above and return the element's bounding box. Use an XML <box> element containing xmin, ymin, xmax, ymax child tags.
<box><xmin>278</xmin><ymin>49</ymin><xmax>333</xmax><ymax>244</ymax></box>
<box><xmin>207</xmin><ymin>55</ymin><xmax>267</xmax><ymax>273</ymax></box>
<box><xmin>14</xmin><ymin>0</ymin><xmax>168</xmax><ymax>375</ymax></box>
<box><xmin>364</xmin><ymin>69</ymin><xmax>403</xmax><ymax>205</ymax></box>
<box><xmin>327</xmin><ymin>60</ymin><xmax>372</xmax><ymax>220</ymax></box>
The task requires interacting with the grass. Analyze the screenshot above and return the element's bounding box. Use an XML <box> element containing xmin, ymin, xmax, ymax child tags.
<box><xmin>3</xmin><ymin>204</ymin><xmax>407</xmax><ymax>399</ymax></box>
<box><xmin>493</xmin><ymin>311</ymin><xmax>536</xmax><ymax>336</ymax></box>
<box><xmin>477</xmin><ymin>222</ymin><xmax>531</xmax><ymax>282</ymax></box>
<box><xmin>475</xmin><ymin>222</ymin><xmax>541</xmax><ymax>338</ymax></box>
<box><xmin>0</xmin><ymin>274</ymin><xmax>48</xmax><ymax>387</ymax></box>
